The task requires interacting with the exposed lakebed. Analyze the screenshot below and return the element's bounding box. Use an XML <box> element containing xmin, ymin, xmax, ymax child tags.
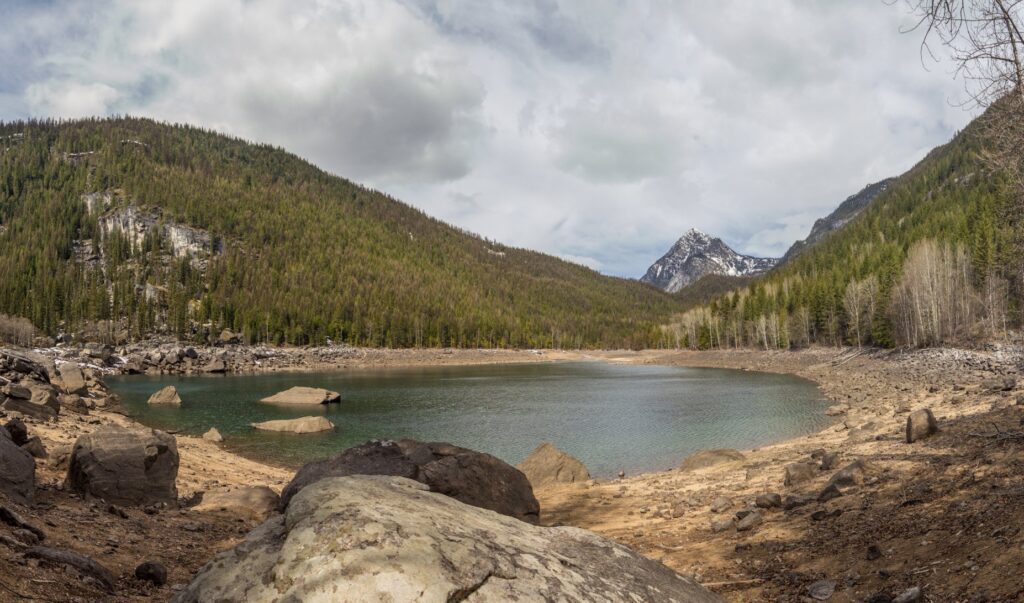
<box><xmin>107</xmin><ymin>361</ymin><xmax>832</xmax><ymax>477</ymax></box>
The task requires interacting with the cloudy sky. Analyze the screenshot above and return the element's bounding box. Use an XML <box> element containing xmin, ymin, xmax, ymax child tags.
<box><xmin>2</xmin><ymin>0</ymin><xmax>974</xmax><ymax>277</ymax></box>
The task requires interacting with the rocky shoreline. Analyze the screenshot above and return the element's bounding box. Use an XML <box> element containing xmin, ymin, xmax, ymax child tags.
<box><xmin>537</xmin><ymin>345</ymin><xmax>1024</xmax><ymax>601</ymax></box>
<box><xmin>32</xmin><ymin>339</ymin><xmax>581</xmax><ymax>377</ymax></box>
<box><xmin>1</xmin><ymin>343</ymin><xmax>1021</xmax><ymax>600</ymax></box>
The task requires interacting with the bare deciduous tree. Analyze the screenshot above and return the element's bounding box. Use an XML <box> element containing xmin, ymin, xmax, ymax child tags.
<box><xmin>897</xmin><ymin>0</ymin><xmax>1024</xmax><ymax>106</ymax></box>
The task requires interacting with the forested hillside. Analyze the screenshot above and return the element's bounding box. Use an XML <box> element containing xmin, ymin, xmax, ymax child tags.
<box><xmin>0</xmin><ymin>118</ymin><xmax>681</xmax><ymax>348</ymax></box>
<box><xmin>665</xmin><ymin>108</ymin><xmax>1022</xmax><ymax>350</ymax></box>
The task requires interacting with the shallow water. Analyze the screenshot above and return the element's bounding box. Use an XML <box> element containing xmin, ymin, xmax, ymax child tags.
<box><xmin>107</xmin><ymin>361</ymin><xmax>831</xmax><ymax>477</ymax></box>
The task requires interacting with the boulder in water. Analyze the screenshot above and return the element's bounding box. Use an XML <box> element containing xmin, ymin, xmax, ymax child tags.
<box><xmin>259</xmin><ymin>386</ymin><xmax>341</xmax><ymax>405</ymax></box>
<box><xmin>172</xmin><ymin>476</ymin><xmax>721</xmax><ymax>603</ymax></box>
<box><xmin>516</xmin><ymin>442</ymin><xmax>590</xmax><ymax>487</ymax></box>
<box><xmin>147</xmin><ymin>386</ymin><xmax>182</xmax><ymax>405</ymax></box>
<box><xmin>251</xmin><ymin>416</ymin><xmax>334</xmax><ymax>434</ymax></box>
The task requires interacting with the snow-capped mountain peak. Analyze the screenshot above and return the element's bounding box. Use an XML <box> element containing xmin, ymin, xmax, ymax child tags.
<box><xmin>640</xmin><ymin>230</ymin><xmax>778</xmax><ymax>293</ymax></box>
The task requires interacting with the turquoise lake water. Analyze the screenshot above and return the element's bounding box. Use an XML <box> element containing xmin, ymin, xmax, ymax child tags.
<box><xmin>106</xmin><ymin>361</ymin><xmax>831</xmax><ymax>478</ymax></box>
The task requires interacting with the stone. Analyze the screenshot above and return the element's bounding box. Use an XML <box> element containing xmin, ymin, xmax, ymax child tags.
<box><xmin>818</xmin><ymin>483</ymin><xmax>843</xmax><ymax>503</ymax></box>
<box><xmin>820</xmin><ymin>452</ymin><xmax>840</xmax><ymax>471</ymax></box>
<box><xmin>194</xmin><ymin>486</ymin><xmax>280</xmax><ymax>522</ymax></box>
<box><xmin>825</xmin><ymin>404</ymin><xmax>849</xmax><ymax>416</ymax></box>
<box><xmin>216</xmin><ymin>329</ymin><xmax>242</xmax><ymax>346</ymax></box>
<box><xmin>26</xmin><ymin>546</ymin><xmax>116</xmax><ymax>592</ymax></box>
<box><xmin>147</xmin><ymin>386</ymin><xmax>182</xmax><ymax>405</ymax></box>
<box><xmin>58</xmin><ymin>394</ymin><xmax>91</xmax><ymax>414</ymax></box>
<box><xmin>808</xmin><ymin>579</ymin><xmax>837</xmax><ymax>600</ymax></box>
<box><xmin>202</xmin><ymin>427</ymin><xmax>223</xmax><ymax>443</ymax></box>
<box><xmin>4</xmin><ymin>418</ymin><xmax>28</xmax><ymax>446</ymax></box>
<box><xmin>735</xmin><ymin>511</ymin><xmax>762</xmax><ymax>531</ymax></box>
<box><xmin>280</xmin><ymin>439</ymin><xmax>540</xmax><ymax>524</ymax></box>
<box><xmin>827</xmin><ymin>460</ymin><xmax>869</xmax><ymax>489</ymax></box>
<box><xmin>867</xmin><ymin>544</ymin><xmax>883</xmax><ymax>560</ymax></box>
<box><xmin>755</xmin><ymin>493</ymin><xmax>782</xmax><ymax>508</ymax></box>
<box><xmin>135</xmin><ymin>561</ymin><xmax>168</xmax><ymax>586</ymax></box>
<box><xmin>1</xmin><ymin>384</ymin><xmax>59</xmax><ymax>421</ymax></box>
<box><xmin>906</xmin><ymin>409</ymin><xmax>938</xmax><ymax>443</ymax></box>
<box><xmin>0</xmin><ymin>426</ymin><xmax>34</xmax><ymax>504</ymax></box>
<box><xmin>251</xmin><ymin>416</ymin><xmax>334</xmax><ymax>434</ymax></box>
<box><xmin>710</xmin><ymin>496</ymin><xmax>732</xmax><ymax>513</ymax></box>
<box><xmin>259</xmin><ymin>386</ymin><xmax>341</xmax><ymax>405</ymax></box>
<box><xmin>782</xmin><ymin>494</ymin><xmax>812</xmax><ymax>510</ymax></box>
<box><xmin>893</xmin><ymin>587</ymin><xmax>923</xmax><ymax>603</ymax></box>
<box><xmin>200</xmin><ymin>359</ymin><xmax>227</xmax><ymax>374</ymax></box>
<box><xmin>48</xmin><ymin>444</ymin><xmax>73</xmax><ymax>471</ymax></box>
<box><xmin>172</xmin><ymin>476</ymin><xmax>721</xmax><ymax>603</ymax></box>
<box><xmin>710</xmin><ymin>517</ymin><xmax>735</xmax><ymax>533</ymax></box>
<box><xmin>66</xmin><ymin>426</ymin><xmax>179</xmax><ymax>506</ymax></box>
<box><xmin>21</xmin><ymin>436</ymin><xmax>47</xmax><ymax>459</ymax></box>
<box><xmin>679</xmin><ymin>448</ymin><xmax>745</xmax><ymax>472</ymax></box>
<box><xmin>784</xmin><ymin>462</ymin><xmax>817</xmax><ymax>487</ymax></box>
<box><xmin>57</xmin><ymin>364</ymin><xmax>88</xmax><ymax>395</ymax></box>
<box><xmin>516</xmin><ymin>442</ymin><xmax>591</xmax><ymax>487</ymax></box>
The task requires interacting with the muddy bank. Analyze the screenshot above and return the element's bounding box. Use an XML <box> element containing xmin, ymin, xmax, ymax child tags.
<box><xmin>537</xmin><ymin>345</ymin><xmax>1024</xmax><ymax>601</ymax></box>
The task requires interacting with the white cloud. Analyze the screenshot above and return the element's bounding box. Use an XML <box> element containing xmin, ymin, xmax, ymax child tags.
<box><xmin>2</xmin><ymin>0</ymin><xmax>976</xmax><ymax>277</ymax></box>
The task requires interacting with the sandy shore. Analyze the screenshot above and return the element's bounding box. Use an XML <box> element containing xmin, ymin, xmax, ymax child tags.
<box><xmin>5</xmin><ymin>345</ymin><xmax>1022</xmax><ymax>600</ymax></box>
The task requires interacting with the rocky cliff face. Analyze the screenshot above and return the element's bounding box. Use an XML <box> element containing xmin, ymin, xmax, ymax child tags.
<box><xmin>780</xmin><ymin>178</ymin><xmax>895</xmax><ymax>264</ymax></box>
<box><xmin>641</xmin><ymin>229</ymin><xmax>778</xmax><ymax>293</ymax></box>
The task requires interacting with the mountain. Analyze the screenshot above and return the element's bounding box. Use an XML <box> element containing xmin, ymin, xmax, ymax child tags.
<box><xmin>665</xmin><ymin>105</ymin><xmax>1019</xmax><ymax>350</ymax></box>
<box><xmin>0</xmin><ymin>117</ymin><xmax>682</xmax><ymax>349</ymax></box>
<box><xmin>640</xmin><ymin>229</ymin><xmax>778</xmax><ymax>293</ymax></box>
<box><xmin>780</xmin><ymin>178</ymin><xmax>896</xmax><ymax>264</ymax></box>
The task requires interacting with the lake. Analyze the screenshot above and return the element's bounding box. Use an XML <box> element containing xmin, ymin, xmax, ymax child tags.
<box><xmin>107</xmin><ymin>361</ymin><xmax>832</xmax><ymax>478</ymax></box>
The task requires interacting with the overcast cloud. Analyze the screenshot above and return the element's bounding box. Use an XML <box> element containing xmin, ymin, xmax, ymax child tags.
<box><xmin>1</xmin><ymin>0</ymin><xmax>974</xmax><ymax>276</ymax></box>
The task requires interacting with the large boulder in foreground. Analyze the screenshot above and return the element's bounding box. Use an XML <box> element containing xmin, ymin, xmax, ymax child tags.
<box><xmin>517</xmin><ymin>442</ymin><xmax>591</xmax><ymax>487</ymax></box>
<box><xmin>280</xmin><ymin>439</ymin><xmax>540</xmax><ymax>524</ymax></box>
<box><xmin>0</xmin><ymin>425</ymin><xmax>34</xmax><ymax>504</ymax></box>
<box><xmin>66</xmin><ymin>426</ymin><xmax>179</xmax><ymax>506</ymax></box>
<box><xmin>147</xmin><ymin>385</ymin><xmax>182</xmax><ymax>405</ymax></box>
<box><xmin>259</xmin><ymin>386</ymin><xmax>340</xmax><ymax>405</ymax></box>
<box><xmin>173</xmin><ymin>476</ymin><xmax>721</xmax><ymax>603</ymax></box>
<box><xmin>251</xmin><ymin>416</ymin><xmax>334</xmax><ymax>434</ymax></box>
<box><xmin>679</xmin><ymin>448</ymin><xmax>746</xmax><ymax>472</ymax></box>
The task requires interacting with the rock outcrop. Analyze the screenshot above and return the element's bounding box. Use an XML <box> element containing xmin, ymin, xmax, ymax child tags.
<box><xmin>173</xmin><ymin>476</ymin><xmax>721</xmax><ymax>603</ymax></box>
<box><xmin>280</xmin><ymin>439</ymin><xmax>540</xmax><ymax>524</ymax></box>
<box><xmin>517</xmin><ymin>442</ymin><xmax>591</xmax><ymax>487</ymax></box>
<box><xmin>66</xmin><ymin>426</ymin><xmax>179</xmax><ymax>506</ymax></box>
<box><xmin>679</xmin><ymin>448</ymin><xmax>746</xmax><ymax>472</ymax></box>
<box><xmin>259</xmin><ymin>386</ymin><xmax>341</xmax><ymax>405</ymax></box>
<box><xmin>147</xmin><ymin>385</ymin><xmax>182</xmax><ymax>405</ymax></box>
<box><xmin>250</xmin><ymin>416</ymin><xmax>334</xmax><ymax>434</ymax></box>
<box><xmin>0</xmin><ymin>424</ymin><xmax>35</xmax><ymax>504</ymax></box>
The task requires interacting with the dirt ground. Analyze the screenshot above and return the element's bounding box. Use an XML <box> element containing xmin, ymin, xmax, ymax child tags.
<box><xmin>538</xmin><ymin>346</ymin><xmax>1024</xmax><ymax>602</ymax></box>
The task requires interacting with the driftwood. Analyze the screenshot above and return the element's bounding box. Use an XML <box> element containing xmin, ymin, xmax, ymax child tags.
<box><xmin>0</xmin><ymin>506</ymin><xmax>45</xmax><ymax>541</ymax></box>
<box><xmin>24</xmin><ymin>546</ymin><xmax>116</xmax><ymax>592</ymax></box>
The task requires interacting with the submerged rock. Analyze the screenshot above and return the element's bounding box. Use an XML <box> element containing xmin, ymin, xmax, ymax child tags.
<box><xmin>679</xmin><ymin>448</ymin><xmax>745</xmax><ymax>472</ymax></box>
<box><xmin>280</xmin><ymin>439</ymin><xmax>540</xmax><ymax>524</ymax></box>
<box><xmin>173</xmin><ymin>476</ymin><xmax>722</xmax><ymax>603</ymax></box>
<box><xmin>517</xmin><ymin>442</ymin><xmax>590</xmax><ymax>487</ymax></box>
<box><xmin>251</xmin><ymin>416</ymin><xmax>334</xmax><ymax>434</ymax></box>
<box><xmin>259</xmin><ymin>386</ymin><xmax>341</xmax><ymax>405</ymax></box>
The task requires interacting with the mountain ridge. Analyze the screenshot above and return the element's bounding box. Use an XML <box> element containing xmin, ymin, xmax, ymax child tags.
<box><xmin>640</xmin><ymin>228</ymin><xmax>778</xmax><ymax>293</ymax></box>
